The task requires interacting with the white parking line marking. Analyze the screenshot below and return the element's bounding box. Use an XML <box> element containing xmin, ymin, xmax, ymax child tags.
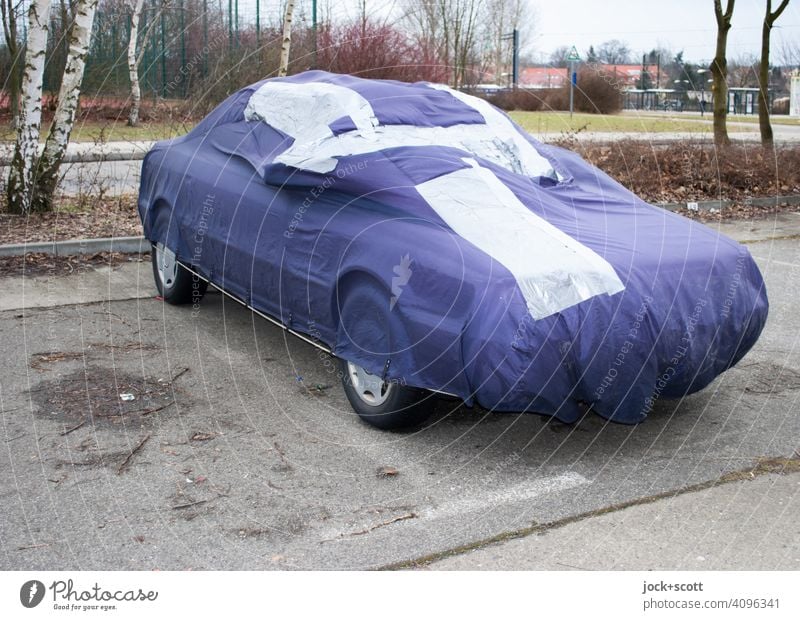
<box><xmin>423</xmin><ymin>471</ymin><xmax>591</xmax><ymax>520</ymax></box>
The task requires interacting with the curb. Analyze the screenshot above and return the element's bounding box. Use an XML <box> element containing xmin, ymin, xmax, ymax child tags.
<box><xmin>62</xmin><ymin>150</ymin><xmax>148</xmax><ymax>164</ymax></box>
<box><xmin>0</xmin><ymin>236</ymin><xmax>147</xmax><ymax>258</ymax></box>
<box><xmin>0</xmin><ymin>150</ymin><xmax>147</xmax><ymax>166</ymax></box>
<box><xmin>656</xmin><ymin>194</ymin><xmax>800</xmax><ymax>213</ymax></box>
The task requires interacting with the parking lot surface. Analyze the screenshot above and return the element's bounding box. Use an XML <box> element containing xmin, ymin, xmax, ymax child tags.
<box><xmin>1</xmin><ymin>214</ymin><xmax>799</xmax><ymax>570</ymax></box>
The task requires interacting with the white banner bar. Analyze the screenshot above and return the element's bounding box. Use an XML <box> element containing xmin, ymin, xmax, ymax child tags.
<box><xmin>2</xmin><ymin>571</ymin><xmax>798</xmax><ymax>619</ymax></box>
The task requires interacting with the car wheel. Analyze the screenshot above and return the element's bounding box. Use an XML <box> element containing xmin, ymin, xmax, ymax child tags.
<box><xmin>340</xmin><ymin>358</ymin><xmax>431</xmax><ymax>430</ymax></box>
<box><xmin>151</xmin><ymin>242</ymin><xmax>208</xmax><ymax>305</ymax></box>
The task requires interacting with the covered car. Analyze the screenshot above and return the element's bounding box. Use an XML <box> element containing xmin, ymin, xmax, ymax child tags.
<box><xmin>138</xmin><ymin>71</ymin><xmax>768</xmax><ymax>429</ymax></box>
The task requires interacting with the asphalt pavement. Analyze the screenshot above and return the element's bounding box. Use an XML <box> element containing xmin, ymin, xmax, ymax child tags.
<box><xmin>1</xmin><ymin>211</ymin><xmax>799</xmax><ymax>570</ymax></box>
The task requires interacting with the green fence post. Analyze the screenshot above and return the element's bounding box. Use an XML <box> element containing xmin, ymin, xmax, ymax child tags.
<box><xmin>180</xmin><ymin>0</ymin><xmax>186</xmax><ymax>97</ymax></box>
<box><xmin>160</xmin><ymin>6</ymin><xmax>166</xmax><ymax>98</ymax></box>
<box><xmin>203</xmin><ymin>0</ymin><xmax>208</xmax><ymax>78</ymax></box>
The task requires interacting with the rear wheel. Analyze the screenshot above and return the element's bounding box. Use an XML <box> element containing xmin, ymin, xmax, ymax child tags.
<box><xmin>341</xmin><ymin>358</ymin><xmax>431</xmax><ymax>430</ymax></box>
<box><xmin>336</xmin><ymin>282</ymin><xmax>432</xmax><ymax>430</ymax></box>
<box><xmin>151</xmin><ymin>242</ymin><xmax>207</xmax><ymax>305</ymax></box>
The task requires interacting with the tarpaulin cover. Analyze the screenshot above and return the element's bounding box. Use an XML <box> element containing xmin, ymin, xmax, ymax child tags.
<box><xmin>138</xmin><ymin>71</ymin><xmax>769</xmax><ymax>423</ymax></box>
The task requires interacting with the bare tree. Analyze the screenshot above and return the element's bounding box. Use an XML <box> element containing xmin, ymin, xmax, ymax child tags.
<box><xmin>1</xmin><ymin>0</ymin><xmax>23</xmax><ymax>127</ymax></box>
<box><xmin>404</xmin><ymin>0</ymin><xmax>445</xmax><ymax>70</ymax></box>
<box><xmin>451</xmin><ymin>0</ymin><xmax>483</xmax><ymax>87</ymax></box>
<box><xmin>405</xmin><ymin>0</ymin><xmax>484</xmax><ymax>87</ymax></box>
<box><xmin>482</xmin><ymin>0</ymin><xmax>532</xmax><ymax>83</ymax></box>
<box><xmin>778</xmin><ymin>38</ymin><xmax>800</xmax><ymax>67</ymax></box>
<box><xmin>32</xmin><ymin>0</ymin><xmax>100</xmax><ymax>211</ymax></box>
<box><xmin>549</xmin><ymin>45</ymin><xmax>571</xmax><ymax>68</ymax></box>
<box><xmin>5</xmin><ymin>0</ymin><xmax>51</xmax><ymax>214</ymax></box>
<box><xmin>728</xmin><ymin>53</ymin><xmax>759</xmax><ymax>87</ymax></box>
<box><xmin>127</xmin><ymin>0</ymin><xmax>147</xmax><ymax>126</ymax></box>
<box><xmin>596</xmin><ymin>39</ymin><xmax>631</xmax><ymax>65</ymax></box>
<box><xmin>712</xmin><ymin>0</ymin><xmax>735</xmax><ymax>146</ymax></box>
<box><xmin>278</xmin><ymin>0</ymin><xmax>296</xmax><ymax>77</ymax></box>
<box><xmin>126</xmin><ymin>0</ymin><xmax>168</xmax><ymax>126</ymax></box>
<box><xmin>758</xmin><ymin>0</ymin><xmax>790</xmax><ymax>146</ymax></box>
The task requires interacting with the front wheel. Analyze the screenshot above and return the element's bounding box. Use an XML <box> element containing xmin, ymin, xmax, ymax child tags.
<box><xmin>151</xmin><ymin>242</ymin><xmax>207</xmax><ymax>305</ymax></box>
<box><xmin>340</xmin><ymin>358</ymin><xmax>432</xmax><ymax>430</ymax></box>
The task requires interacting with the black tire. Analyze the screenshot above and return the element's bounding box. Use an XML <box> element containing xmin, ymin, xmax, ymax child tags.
<box><xmin>336</xmin><ymin>283</ymin><xmax>432</xmax><ymax>430</ymax></box>
<box><xmin>340</xmin><ymin>358</ymin><xmax>432</xmax><ymax>430</ymax></box>
<box><xmin>151</xmin><ymin>243</ymin><xmax>208</xmax><ymax>305</ymax></box>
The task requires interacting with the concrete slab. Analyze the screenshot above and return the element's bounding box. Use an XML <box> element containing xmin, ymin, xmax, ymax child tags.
<box><xmin>425</xmin><ymin>472</ymin><xmax>800</xmax><ymax>570</ymax></box>
<box><xmin>0</xmin><ymin>261</ymin><xmax>152</xmax><ymax>312</ymax></box>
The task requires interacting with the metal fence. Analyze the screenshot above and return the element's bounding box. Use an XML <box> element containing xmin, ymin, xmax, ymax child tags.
<box><xmin>4</xmin><ymin>0</ymin><xmax>303</xmax><ymax>101</ymax></box>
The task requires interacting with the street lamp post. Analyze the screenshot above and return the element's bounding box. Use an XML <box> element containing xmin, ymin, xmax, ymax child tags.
<box><xmin>697</xmin><ymin>68</ymin><xmax>708</xmax><ymax>117</ymax></box>
<box><xmin>312</xmin><ymin>0</ymin><xmax>317</xmax><ymax>68</ymax></box>
<box><xmin>500</xmin><ymin>30</ymin><xmax>520</xmax><ymax>88</ymax></box>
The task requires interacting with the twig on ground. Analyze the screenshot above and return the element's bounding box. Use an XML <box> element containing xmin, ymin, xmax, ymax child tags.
<box><xmin>320</xmin><ymin>512</ymin><xmax>418</xmax><ymax>543</ymax></box>
<box><xmin>273</xmin><ymin>441</ymin><xmax>294</xmax><ymax>471</ymax></box>
<box><xmin>347</xmin><ymin>512</ymin><xmax>416</xmax><ymax>537</ymax></box>
<box><xmin>60</xmin><ymin>419</ymin><xmax>86</xmax><ymax>436</ymax></box>
<box><xmin>170</xmin><ymin>367</ymin><xmax>190</xmax><ymax>383</ymax></box>
<box><xmin>117</xmin><ymin>432</ymin><xmax>151</xmax><ymax>475</ymax></box>
<box><xmin>16</xmin><ymin>543</ymin><xmax>51</xmax><ymax>551</ymax></box>
<box><xmin>137</xmin><ymin>401</ymin><xmax>176</xmax><ymax>417</ymax></box>
<box><xmin>171</xmin><ymin>499</ymin><xmax>208</xmax><ymax>510</ymax></box>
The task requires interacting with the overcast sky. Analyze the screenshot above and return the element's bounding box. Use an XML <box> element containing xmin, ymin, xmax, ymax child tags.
<box><xmin>0</xmin><ymin>0</ymin><xmax>796</xmax><ymax>64</ymax></box>
<box><xmin>288</xmin><ymin>0</ymin><xmax>800</xmax><ymax>64</ymax></box>
<box><xmin>530</xmin><ymin>0</ymin><xmax>800</xmax><ymax>63</ymax></box>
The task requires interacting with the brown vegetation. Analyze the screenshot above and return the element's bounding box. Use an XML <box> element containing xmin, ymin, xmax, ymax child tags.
<box><xmin>483</xmin><ymin>69</ymin><xmax>622</xmax><ymax>114</ymax></box>
<box><xmin>570</xmin><ymin>139</ymin><xmax>800</xmax><ymax>206</ymax></box>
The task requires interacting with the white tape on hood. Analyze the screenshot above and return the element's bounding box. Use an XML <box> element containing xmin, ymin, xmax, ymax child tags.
<box><xmin>416</xmin><ymin>159</ymin><xmax>625</xmax><ymax>319</ymax></box>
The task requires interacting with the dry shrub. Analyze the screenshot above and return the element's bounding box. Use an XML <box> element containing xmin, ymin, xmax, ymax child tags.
<box><xmin>573</xmin><ymin>140</ymin><xmax>800</xmax><ymax>204</ymax></box>
<box><xmin>318</xmin><ymin>21</ymin><xmax>449</xmax><ymax>83</ymax></box>
<box><xmin>542</xmin><ymin>70</ymin><xmax>622</xmax><ymax>114</ymax></box>
<box><xmin>483</xmin><ymin>89</ymin><xmax>551</xmax><ymax>111</ymax></box>
<box><xmin>575</xmin><ymin>69</ymin><xmax>623</xmax><ymax>113</ymax></box>
<box><xmin>483</xmin><ymin>70</ymin><xmax>621</xmax><ymax>114</ymax></box>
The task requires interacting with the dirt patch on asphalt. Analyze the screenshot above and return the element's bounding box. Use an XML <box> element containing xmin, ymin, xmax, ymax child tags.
<box><xmin>29</xmin><ymin>365</ymin><xmax>188</xmax><ymax>432</ymax></box>
<box><xmin>0</xmin><ymin>251</ymin><xmax>145</xmax><ymax>279</ymax></box>
<box><xmin>742</xmin><ymin>362</ymin><xmax>800</xmax><ymax>395</ymax></box>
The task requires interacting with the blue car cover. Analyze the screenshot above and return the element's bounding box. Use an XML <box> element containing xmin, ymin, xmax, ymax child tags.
<box><xmin>138</xmin><ymin>71</ymin><xmax>768</xmax><ymax>424</ymax></box>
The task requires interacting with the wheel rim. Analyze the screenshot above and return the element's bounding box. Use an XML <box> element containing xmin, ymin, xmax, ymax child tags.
<box><xmin>346</xmin><ymin>361</ymin><xmax>393</xmax><ymax>406</ymax></box>
<box><xmin>155</xmin><ymin>242</ymin><xmax>178</xmax><ymax>290</ymax></box>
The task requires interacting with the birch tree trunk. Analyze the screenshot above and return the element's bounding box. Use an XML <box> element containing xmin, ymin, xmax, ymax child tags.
<box><xmin>127</xmin><ymin>0</ymin><xmax>146</xmax><ymax>126</ymax></box>
<box><xmin>32</xmin><ymin>0</ymin><xmax>99</xmax><ymax>212</ymax></box>
<box><xmin>5</xmin><ymin>0</ymin><xmax>51</xmax><ymax>215</ymax></box>
<box><xmin>278</xmin><ymin>0</ymin><xmax>295</xmax><ymax>77</ymax></box>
